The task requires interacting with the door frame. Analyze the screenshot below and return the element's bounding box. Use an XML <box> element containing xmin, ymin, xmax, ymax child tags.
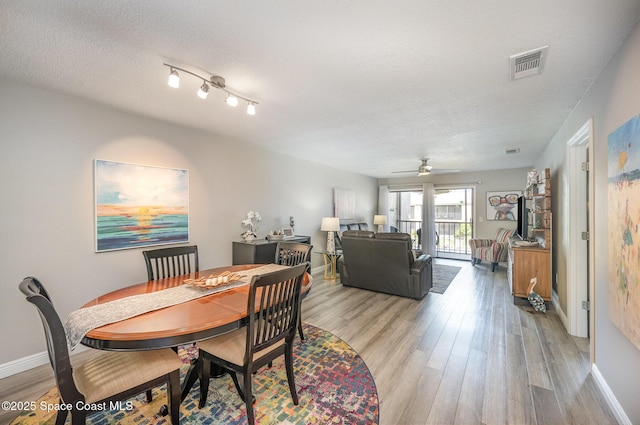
<box><xmin>565</xmin><ymin>119</ymin><xmax>593</xmax><ymax>345</ymax></box>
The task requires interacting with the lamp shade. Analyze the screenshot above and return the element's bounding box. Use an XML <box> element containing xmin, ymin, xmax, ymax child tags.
<box><xmin>373</xmin><ymin>215</ymin><xmax>387</xmax><ymax>225</ymax></box>
<box><xmin>321</xmin><ymin>217</ymin><xmax>340</xmax><ymax>232</ymax></box>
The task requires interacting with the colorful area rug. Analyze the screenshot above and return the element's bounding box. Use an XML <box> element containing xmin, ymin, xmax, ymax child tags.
<box><xmin>431</xmin><ymin>264</ymin><xmax>461</xmax><ymax>294</ymax></box>
<box><xmin>10</xmin><ymin>324</ymin><xmax>378</xmax><ymax>425</ymax></box>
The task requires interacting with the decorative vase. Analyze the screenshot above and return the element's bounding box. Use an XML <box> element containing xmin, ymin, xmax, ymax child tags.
<box><xmin>244</xmin><ymin>234</ymin><xmax>256</xmax><ymax>241</ymax></box>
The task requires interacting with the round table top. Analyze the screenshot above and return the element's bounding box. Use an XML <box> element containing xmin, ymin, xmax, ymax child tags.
<box><xmin>81</xmin><ymin>264</ymin><xmax>312</xmax><ymax>351</ymax></box>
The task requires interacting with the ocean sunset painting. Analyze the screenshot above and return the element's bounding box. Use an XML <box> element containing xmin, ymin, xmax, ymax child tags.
<box><xmin>95</xmin><ymin>160</ymin><xmax>189</xmax><ymax>252</ymax></box>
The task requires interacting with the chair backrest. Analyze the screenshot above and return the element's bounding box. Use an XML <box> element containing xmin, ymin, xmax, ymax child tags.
<box><xmin>495</xmin><ymin>228</ymin><xmax>514</xmax><ymax>243</ymax></box>
<box><xmin>19</xmin><ymin>277</ymin><xmax>84</xmax><ymax>404</ymax></box>
<box><xmin>274</xmin><ymin>242</ymin><xmax>313</xmax><ymax>266</ymax></box>
<box><xmin>143</xmin><ymin>245</ymin><xmax>199</xmax><ymax>280</ymax></box>
<box><xmin>245</xmin><ymin>263</ymin><xmax>307</xmax><ymax>363</ymax></box>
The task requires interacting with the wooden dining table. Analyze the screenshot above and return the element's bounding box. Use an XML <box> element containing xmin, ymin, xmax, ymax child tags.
<box><xmin>78</xmin><ymin>263</ymin><xmax>313</xmax><ymax>400</ymax></box>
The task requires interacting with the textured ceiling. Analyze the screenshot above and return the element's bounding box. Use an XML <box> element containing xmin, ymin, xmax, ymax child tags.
<box><xmin>2</xmin><ymin>1</ymin><xmax>640</xmax><ymax>178</ymax></box>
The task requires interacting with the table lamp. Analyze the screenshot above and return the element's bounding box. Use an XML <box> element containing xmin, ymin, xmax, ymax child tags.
<box><xmin>321</xmin><ymin>217</ymin><xmax>340</xmax><ymax>253</ymax></box>
<box><xmin>373</xmin><ymin>215</ymin><xmax>387</xmax><ymax>233</ymax></box>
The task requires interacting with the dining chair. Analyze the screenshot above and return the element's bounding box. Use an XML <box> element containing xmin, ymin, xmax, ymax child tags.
<box><xmin>19</xmin><ymin>277</ymin><xmax>182</xmax><ymax>425</ymax></box>
<box><xmin>142</xmin><ymin>245</ymin><xmax>199</xmax><ymax>280</ymax></box>
<box><xmin>197</xmin><ymin>263</ymin><xmax>308</xmax><ymax>425</ymax></box>
<box><xmin>141</xmin><ymin>244</ymin><xmax>199</xmax><ymax>402</ymax></box>
<box><xmin>274</xmin><ymin>241</ymin><xmax>313</xmax><ymax>340</ymax></box>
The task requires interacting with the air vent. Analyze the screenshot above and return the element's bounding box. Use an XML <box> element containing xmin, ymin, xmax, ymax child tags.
<box><xmin>510</xmin><ymin>45</ymin><xmax>549</xmax><ymax>80</ymax></box>
<box><xmin>505</xmin><ymin>148</ymin><xmax>520</xmax><ymax>155</ymax></box>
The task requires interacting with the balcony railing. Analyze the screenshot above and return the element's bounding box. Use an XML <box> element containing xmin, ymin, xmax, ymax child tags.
<box><xmin>394</xmin><ymin>220</ymin><xmax>472</xmax><ymax>255</ymax></box>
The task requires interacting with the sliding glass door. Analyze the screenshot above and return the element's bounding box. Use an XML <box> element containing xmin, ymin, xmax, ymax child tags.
<box><xmin>434</xmin><ymin>187</ymin><xmax>474</xmax><ymax>259</ymax></box>
<box><xmin>388</xmin><ymin>189</ymin><xmax>422</xmax><ymax>249</ymax></box>
<box><xmin>383</xmin><ymin>185</ymin><xmax>474</xmax><ymax>258</ymax></box>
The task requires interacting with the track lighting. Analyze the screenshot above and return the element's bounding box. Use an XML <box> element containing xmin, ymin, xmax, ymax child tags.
<box><xmin>164</xmin><ymin>63</ymin><xmax>258</xmax><ymax>115</ymax></box>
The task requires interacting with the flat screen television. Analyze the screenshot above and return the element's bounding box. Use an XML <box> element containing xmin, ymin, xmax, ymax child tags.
<box><xmin>516</xmin><ymin>195</ymin><xmax>528</xmax><ymax>240</ymax></box>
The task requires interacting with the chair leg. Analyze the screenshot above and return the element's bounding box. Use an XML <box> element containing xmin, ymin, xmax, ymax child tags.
<box><xmin>297</xmin><ymin>318</ymin><xmax>305</xmax><ymax>341</ymax></box>
<box><xmin>491</xmin><ymin>262</ymin><xmax>497</xmax><ymax>272</ymax></box>
<box><xmin>146</xmin><ymin>389</ymin><xmax>153</xmax><ymax>402</ymax></box>
<box><xmin>167</xmin><ymin>370</ymin><xmax>181</xmax><ymax>425</ymax></box>
<box><xmin>230</xmin><ymin>370</ymin><xmax>246</xmax><ymax>402</ymax></box>
<box><xmin>198</xmin><ymin>356</ymin><xmax>211</xmax><ymax>409</ymax></box>
<box><xmin>55</xmin><ymin>403</ymin><xmax>68</xmax><ymax>425</ymax></box>
<box><xmin>285</xmin><ymin>344</ymin><xmax>299</xmax><ymax>405</ymax></box>
<box><xmin>243</xmin><ymin>371</ymin><xmax>255</xmax><ymax>425</ymax></box>
<box><xmin>70</xmin><ymin>409</ymin><xmax>86</xmax><ymax>425</ymax></box>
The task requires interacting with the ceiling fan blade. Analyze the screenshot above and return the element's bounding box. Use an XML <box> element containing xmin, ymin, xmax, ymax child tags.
<box><xmin>391</xmin><ymin>170</ymin><xmax>416</xmax><ymax>173</ymax></box>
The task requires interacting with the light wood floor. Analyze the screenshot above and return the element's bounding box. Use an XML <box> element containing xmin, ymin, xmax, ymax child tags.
<box><xmin>0</xmin><ymin>259</ymin><xmax>617</xmax><ymax>425</ymax></box>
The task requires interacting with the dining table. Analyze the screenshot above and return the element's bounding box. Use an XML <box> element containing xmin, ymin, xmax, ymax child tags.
<box><xmin>73</xmin><ymin>263</ymin><xmax>313</xmax><ymax>401</ymax></box>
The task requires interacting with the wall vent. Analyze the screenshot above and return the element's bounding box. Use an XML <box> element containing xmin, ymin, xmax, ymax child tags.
<box><xmin>510</xmin><ymin>45</ymin><xmax>549</xmax><ymax>80</ymax></box>
<box><xmin>505</xmin><ymin>148</ymin><xmax>520</xmax><ymax>155</ymax></box>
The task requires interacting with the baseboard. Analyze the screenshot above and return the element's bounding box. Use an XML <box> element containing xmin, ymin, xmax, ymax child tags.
<box><xmin>551</xmin><ymin>289</ymin><xmax>569</xmax><ymax>332</ymax></box>
<box><xmin>0</xmin><ymin>351</ymin><xmax>49</xmax><ymax>379</ymax></box>
<box><xmin>591</xmin><ymin>363</ymin><xmax>631</xmax><ymax>425</ymax></box>
<box><xmin>310</xmin><ymin>265</ymin><xmax>325</xmax><ymax>277</ymax></box>
<box><xmin>0</xmin><ymin>345</ymin><xmax>91</xmax><ymax>379</ymax></box>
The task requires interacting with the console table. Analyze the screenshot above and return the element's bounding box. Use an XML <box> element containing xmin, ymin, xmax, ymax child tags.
<box><xmin>232</xmin><ymin>236</ymin><xmax>311</xmax><ymax>265</ymax></box>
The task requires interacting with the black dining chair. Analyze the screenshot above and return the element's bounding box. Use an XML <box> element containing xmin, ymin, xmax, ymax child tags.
<box><xmin>19</xmin><ymin>277</ymin><xmax>182</xmax><ymax>425</ymax></box>
<box><xmin>142</xmin><ymin>245</ymin><xmax>199</xmax><ymax>280</ymax></box>
<box><xmin>141</xmin><ymin>244</ymin><xmax>199</xmax><ymax>402</ymax></box>
<box><xmin>197</xmin><ymin>263</ymin><xmax>308</xmax><ymax>425</ymax></box>
<box><xmin>274</xmin><ymin>241</ymin><xmax>313</xmax><ymax>340</ymax></box>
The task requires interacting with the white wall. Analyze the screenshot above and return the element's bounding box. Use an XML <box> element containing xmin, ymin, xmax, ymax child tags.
<box><xmin>0</xmin><ymin>79</ymin><xmax>377</xmax><ymax>366</ymax></box>
<box><xmin>537</xmin><ymin>21</ymin><xmax>640</xmax><ymax>424</ymax></box>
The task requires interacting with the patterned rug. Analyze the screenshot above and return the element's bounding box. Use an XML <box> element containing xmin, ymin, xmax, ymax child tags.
<box><xmin>10</xmin><ymin>324</ymin><xmax>378</xmax><ymax>425</ymax></box>
<box><xmin>431</xmin><ymin>264</ymin><xmax>461</xmax><ymax>294</ymax></box>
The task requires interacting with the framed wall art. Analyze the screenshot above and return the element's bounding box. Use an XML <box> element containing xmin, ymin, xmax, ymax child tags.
<box><xmin>608</xmin><ymin>113</ymin><xmax>640</xmax><ymax>350</ymax></box>
<box><xmin>486</xmin><ymin>191</ymin><xmax>521</xmax><ymax>221</ymax></box>
<box><xmin>95</xmin><ymin>159</ymin><xmax>189</xmax><ymax>252</ymax></box>
<box><xmin>334</xmin><ymin>188</ymin><xmax>355</xmax><ymax>219</ymax></box>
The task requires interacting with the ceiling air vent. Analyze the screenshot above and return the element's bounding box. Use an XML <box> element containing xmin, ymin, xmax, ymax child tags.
<box><xmin>510</xmin><ymin>45</ymin><xmax>549</xmax><ymax>81</ymax></box>
<box><xmin>505</xmin><ymin>148</ymin><xmax>520</xmax><ymax>155</ymax></box>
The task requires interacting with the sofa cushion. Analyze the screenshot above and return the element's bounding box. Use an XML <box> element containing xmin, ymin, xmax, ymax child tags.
<box><xmin>342</xmin><ymin>230</ymin><xmax>375</xmax><ymax>239</ymax></box>
<box><xmin>374</xmin><ymin>232</ymin><xmax>413</xmax><ymax>265</ymax></box>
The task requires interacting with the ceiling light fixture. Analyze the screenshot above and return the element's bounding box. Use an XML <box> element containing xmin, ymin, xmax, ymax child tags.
<box><xmin>163</xmin><ymin>63</ymin><xmax>258</xmax><ymax>115</ymax></box>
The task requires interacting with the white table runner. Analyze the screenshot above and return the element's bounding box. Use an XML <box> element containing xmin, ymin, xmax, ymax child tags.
<box><xmin>64</xmin><ymin>264</ymin><xmax>289</xmax><ymax>349</ymax></box>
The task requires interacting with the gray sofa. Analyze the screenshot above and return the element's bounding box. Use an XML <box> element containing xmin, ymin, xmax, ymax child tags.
<box><xmin>338</xmin><ymin>230</ymin><xmax>432</xmax><ymax>300</ymax></box>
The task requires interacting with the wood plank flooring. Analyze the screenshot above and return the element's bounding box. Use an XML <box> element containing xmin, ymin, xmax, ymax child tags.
<box><xmin>0</xmin><ymin>259</ymin><xmax>617</xmax><ymax>425</ymax></box>
<box><xmin>302</xmin><ymin>259</ymin><xmax>617</xmax><ymax>425</ymax></box>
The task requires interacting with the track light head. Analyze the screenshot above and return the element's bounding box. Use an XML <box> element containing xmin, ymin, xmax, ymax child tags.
<box><xmin>168</xmin><ymin>69</ymin><xmax>180</xmax><ymax>88</ymax></box>
<box><xmin>197</xmin><ymin>82</ymin><xmax>209</xmax><ymax>99</ymax></box>
<box><xmin>225</xmin><ymin>94</ymin><xmax>238</xmax><ymax>107</ymax></box>
<box><xmin>247</xmin><ymin>102</ymin><xmax>256</xmax><ymax>115</ymax></box>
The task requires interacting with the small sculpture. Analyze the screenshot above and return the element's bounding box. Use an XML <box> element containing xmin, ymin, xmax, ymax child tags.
<box><xmin>527</xmin><ymin>278</ymin><xmax>546</xmax><ymax>313</ymax></box>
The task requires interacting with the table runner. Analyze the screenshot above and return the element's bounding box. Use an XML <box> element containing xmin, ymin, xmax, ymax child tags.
<box><xmin>64</xmin><ymin>264</ymin><xmax>289</xmax><ymax>350</ymax></box>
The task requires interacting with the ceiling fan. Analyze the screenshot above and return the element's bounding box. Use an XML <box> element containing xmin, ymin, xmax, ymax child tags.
<box><xmin>392</xmin><ymin>158</ymin><xmax>433</xmax><ymax>176</ymax></box>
